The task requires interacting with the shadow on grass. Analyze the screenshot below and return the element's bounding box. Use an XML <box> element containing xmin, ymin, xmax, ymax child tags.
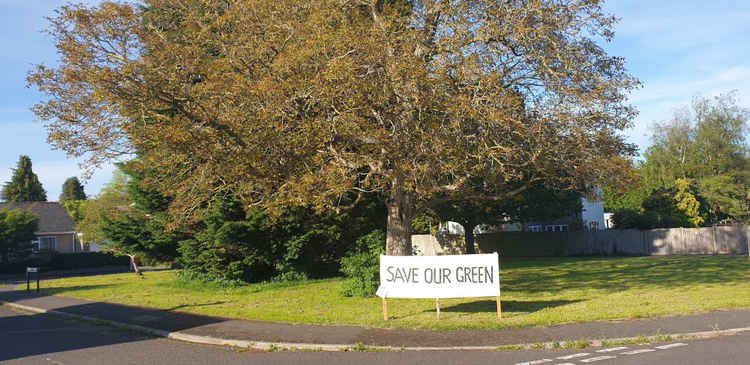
<box><xmin>165</xmin><ymin>301</ymin><xmax>227</xmax><ymax>312</ymax></box>
<box><xmin>35</xmin><ymin>284</ymin><xmax>118</xmax><ymax>296</ymax></box>
<box><xmin>500</xmin><ymin>256</ymin><xmax>750</xmax><ymax>294</ymax></box>
<box><xmin>437</xmin><ymin>299</ymin><xmax>581</xmax><ymax>314</ymax></box>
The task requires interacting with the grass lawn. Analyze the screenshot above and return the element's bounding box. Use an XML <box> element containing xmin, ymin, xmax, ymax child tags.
<box><xmin>25</xmin><ymin>255</ymin><xmax>750</xmax><ymax>330</ymax></box>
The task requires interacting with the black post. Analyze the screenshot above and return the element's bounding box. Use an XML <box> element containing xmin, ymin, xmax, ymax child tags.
<box><xmin>26</xmin><ymin>271</ymin><xmax>30</xmax><ymax>291</ymax></box>
<box><xmin>36</xmin><ymin>274</ymin><xmax>40</xmax><ymax>292</ymax></box>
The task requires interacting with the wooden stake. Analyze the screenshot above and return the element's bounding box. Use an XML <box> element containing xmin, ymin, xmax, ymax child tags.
<box><xmin>436</xmin><ymin>298</ymin><xmax>440</xmax><ymax>319</ymax></box>
<box><xmin>496</xmin><ymin>296</ymin><xmax>502</xmax><ymax>319</ymax></box>
<box><xmin>382</xmin><ymin>298</ymin><xmax>388</xmax><ymax>321</ymax></box>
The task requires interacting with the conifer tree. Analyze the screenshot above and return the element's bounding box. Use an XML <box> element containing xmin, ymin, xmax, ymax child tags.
<box><xmin>1</xmin><ymin>155</ymin><xmax>47</xmax><ymax>202</ymax></box>
<box><xmin>60</xmin><ymin>177</ymin><xmax>87</xmax><ymax>201</ymax></box>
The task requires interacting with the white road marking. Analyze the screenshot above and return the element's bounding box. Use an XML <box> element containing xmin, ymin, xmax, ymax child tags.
<box><xmin>621</xmin><ymin>349</ymin><xmax>657</xmax><ymax>355</ymax></box>
<box><xmin>596</xmin><ymin>346</ymin><xmax>629</xmax><ymax>353</ymax></box>
<box><xmin>655</xmin><ymin>343</ymin><xmax>688</xmax><ymax>350</ymax></box>
<box><xmin>515</xmin><ymin>359</ymin><xmax>552</xmax><ymax>365</ymax></box>
<box><xmin>45</xmin><ymin>358</ymin><xmax>66</xmax><ymax>365</ymax></box>
<box><xmin>555</xmin><ymin>363</ymin><xmax>576</xmax><ymax>365</ymax></box>
<box><xmin>580</xmin><ymin>355</ymin><xmax>616</xmax><ymax>363</ymax></box>
<box><xmin>556</xmin><ymin>353</ymin><xmax>591</xmax><ymax>360</ymax></box>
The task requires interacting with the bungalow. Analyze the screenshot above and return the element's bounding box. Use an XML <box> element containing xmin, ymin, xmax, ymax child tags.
<box><xmin>0</xmin><ymin>201</ymin><xmax>82</xmax><ymax>253</ymax></box>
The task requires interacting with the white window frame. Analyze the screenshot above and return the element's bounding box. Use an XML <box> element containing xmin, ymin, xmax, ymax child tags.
<box><xmin>37</xmin><ymin>237</ymin><xmax>56</xmax><ymax>251</ymax></box>
<box><xmin>544</xmin><ymin>224</ymin><xmax>568</xmax><ymax>232</ymax></box>
<box><xmin>527</xmin><ymin>224</ymin><xmax>542</xmax><ymax>232</ymax></box>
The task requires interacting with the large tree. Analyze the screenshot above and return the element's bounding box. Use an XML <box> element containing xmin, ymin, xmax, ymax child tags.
<box><xmin>641</xmin><ymin>92</ymin><xmax>749</xmax><ymax>223</ymax></box>
<box><xmin>0</xmin><ymin>209</ymin><xmax>39</xmax><ymax>263</ymax></box>
<box><xmin>60</xmin><ymin>176</ymin><xmax>87</xmax><ymax>201</ymax></box>
<box><xmin>29</xmin><ymin>0</ymin><xmax>637</xmax><ymax>255</ymax></box>
<box><xmin>1</xmin><ymin>155</ymin><xmax>47</xmax><ymax>202</ymax></box>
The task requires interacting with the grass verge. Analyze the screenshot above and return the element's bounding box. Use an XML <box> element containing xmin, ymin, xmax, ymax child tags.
<box><xmin>24</xmin><ymin>255</ymin><xmax>750</xmax><ymax>331</ymax></box>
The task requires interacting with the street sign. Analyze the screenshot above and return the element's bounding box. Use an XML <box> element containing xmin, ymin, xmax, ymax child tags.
<box><xmin>26</xmin><ymin>267</ymin><xmax>40</xmax><ymax>292</ymax></box>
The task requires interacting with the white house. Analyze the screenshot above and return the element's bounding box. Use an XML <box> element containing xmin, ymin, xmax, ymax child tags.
<box><xmin>581</xmin><ymin>188</ymin><xmax>606</xmax><ymax>231</ymax></box>
<box><xmin>438</xmin><ymin>188</ymin><xmax>606</xmax><ymax>234</ymax></box>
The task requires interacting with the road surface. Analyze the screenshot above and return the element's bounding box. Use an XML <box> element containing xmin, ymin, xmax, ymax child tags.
<box><xmin>1</xmin><ymin>305</ymin><xmax>747</xmax><ymax>365</ymax></box>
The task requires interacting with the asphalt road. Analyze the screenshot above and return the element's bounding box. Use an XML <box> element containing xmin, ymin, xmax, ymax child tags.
<box><xmin>1</xmin><ymin>305</ymin><xmax>749</xmax><ymax>365</ymax></box>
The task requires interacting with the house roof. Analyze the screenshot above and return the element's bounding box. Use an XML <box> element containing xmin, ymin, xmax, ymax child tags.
<box><xmin>0</xmin><ymin>201</ymin><xmax>75</xmax><ymax>234</ymax></box>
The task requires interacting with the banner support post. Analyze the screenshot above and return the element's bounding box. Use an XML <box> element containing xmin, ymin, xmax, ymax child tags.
<box><xmin>436</xmin><ymin>298</ymin><xmax>440</xmax><ymax>319</ymax></box>
<box><xmin>496</xmin><ymin>296</ymin><xmax>502</xmax><ymax>319</ymax></box>
<box><xmin>382</xmin><ymin>298</ymin><xmax>388</xmax><ymax>321</ymax></box>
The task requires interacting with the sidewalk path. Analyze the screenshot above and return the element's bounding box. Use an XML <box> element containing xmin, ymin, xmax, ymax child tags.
<box><xmin>2</xmin><ymin>285</ymin><xmax>749</xmax><ymax>349</ymax></box>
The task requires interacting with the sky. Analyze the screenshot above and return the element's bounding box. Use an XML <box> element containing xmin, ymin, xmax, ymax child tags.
<box><xmin>1</xmin><ymin>1</ymin><xmax>749</xmax><ymax>201</ymax></box>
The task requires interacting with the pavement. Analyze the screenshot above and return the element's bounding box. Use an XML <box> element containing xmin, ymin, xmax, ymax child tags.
<box><xmin>6</xmin><ymin>304</ymin><xmax>749</xmax><ymax>365</ymax></box>
<box><xmin>2</xmin><ymin>283</ymin><xmax>750</xmax><ymax>351</ymax></box>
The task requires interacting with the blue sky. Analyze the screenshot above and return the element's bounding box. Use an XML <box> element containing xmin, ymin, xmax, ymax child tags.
<box><xmin>1</xmin><ymin>1</ymin><xmax>749</xmax><ymax>200</ymax></box>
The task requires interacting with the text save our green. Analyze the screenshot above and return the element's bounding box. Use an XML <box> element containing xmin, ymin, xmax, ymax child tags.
<box><xmin>384</xmin><ymin>266</ymin><xmax>495</xmax><ymax>284</ymax></box>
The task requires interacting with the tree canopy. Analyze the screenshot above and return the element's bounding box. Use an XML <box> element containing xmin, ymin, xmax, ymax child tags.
<box><xmin>429</xmin><ymin>180</ymin><xmax>582</xmax><ymax>253</ymax></box>
<box><xmin>1</xmin><ymin>155</ymin><xmax>47</xmax><ymax>202</ymax></box>
<box><xmin>0</xmin><ymin>209</ymin><xmax>39</xmax><ymax>263</ymax></box>
<box><xmin>60</xmin><ymin>177</ymin><xmax>87</xmax><ymax>201</ymax></box>
<box><xmin>640</xmin><ymin>92</ymin><xmax>749</xmax><ymax>224</ymax></box>
<box><xmin>29</xmin><ymin>0</ymin><xmax>638</xmax><ymax>254</ymax></box>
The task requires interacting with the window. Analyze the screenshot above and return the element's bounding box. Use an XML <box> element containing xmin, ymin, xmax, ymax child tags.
<box><xmin>544</xmin><ymin>224</ymin><xmax>568</xmax><ymax>232</ymax></box>
<box><xmin>33</xmin><ymin>237</ymin><xmax>56</xmax><ymax>252</ymax></box>
<box><xmin>527</xmin><ymin>225</ymin><xmax>542</xmax><ymax>232</ymax></box>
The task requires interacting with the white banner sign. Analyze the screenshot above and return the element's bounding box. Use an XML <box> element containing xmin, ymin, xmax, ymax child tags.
<box><xmin>376</xmin><ymin>253</ymin><xmax>500</xmax><ymax>299</ymax></box>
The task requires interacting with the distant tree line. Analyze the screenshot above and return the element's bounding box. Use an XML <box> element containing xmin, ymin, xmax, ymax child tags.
<box><xmin>605</xmin><ymin>92</ymin><xmax>750</xmax><ymax>229</ymax></box>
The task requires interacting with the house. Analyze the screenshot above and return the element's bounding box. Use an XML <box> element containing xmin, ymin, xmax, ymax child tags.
<box><xmin>0</xmin><ymin>201</ymin><xmax>82</xmax><ymax>253</ymax></box>
<box><xmin>519</xmin><ymin>188</ymin><xmax>605</xmax><ymax>232</ymax></box>
<box><xmin>438</xmin><ymin>188</ymin><xmax>606</xmax><ymax>235</ymax></box>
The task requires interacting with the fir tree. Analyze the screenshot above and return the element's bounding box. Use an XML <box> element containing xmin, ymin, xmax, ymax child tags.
<box><xmin>60</xmin><ymin>177</ymin><xmax>87</xmax><ymax>201</ymax></box>
<box><xmin>1</xmin><ymin>155</ymin><xmax>47</xmax><ymax>202</ymax></box>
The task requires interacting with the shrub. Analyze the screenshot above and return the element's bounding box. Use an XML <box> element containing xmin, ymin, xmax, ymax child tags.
<box><xmin>340</xmin><ymin>230</ymin><xmax>385</xmax><ymax>297</ymax></box>
<box><xmin>612</xmin><ymin>209</ymin><xmax>660</xmax><ymax>230</ymax></box>
<box><xmin>48</xmin><ymin>252</ymin><xmax>130</xmax><ymax>270</ymax></box>
<box><xmin>178</xmin><ymin>194</ymin><xmax>386</xmax><ymax>283</ymax></box>
<box><xmin>0</xmin><ymin>257</ymin><xmax>50</xmax><ymax>274</ymax></box>
<box><xmin>177</xmin><ymin>201</ymin><xmax>276</xmax><ymax>283</ymax></box>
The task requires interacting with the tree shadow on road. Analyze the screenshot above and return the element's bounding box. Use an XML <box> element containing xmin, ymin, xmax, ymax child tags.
<box><xmin>0</xmin><ymin>286</ymin><xmax>228</xmax><ymax>362</ymax></box>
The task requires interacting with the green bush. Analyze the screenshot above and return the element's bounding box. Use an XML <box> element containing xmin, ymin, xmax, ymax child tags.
<box><xmin>177</xmin><ymin>201</ymin><xmax>277</xmax><ymax>283</ymax></box>
<box><xmin>340</xmin><ymin>230</ymin><xmax>385</xmax><ymax>297</ymax></box>
<box><xmin>178</xmin><ymin>194</ymin><xmax>386</xmax><ymax>283</ymax></box>
<box><xmin>48</xmin><ymin>252</ymin><xmax>130</xmax><ymax>270</ymax></box>
<box><xmin>0</xmin><ymin>252</ymin><xmax>130</xmax><ymax>274</ymax></box>
<box><xmin>0</xmin><ymin>257</ymin><xmax>50</xmax><ymax>274</ymax></box>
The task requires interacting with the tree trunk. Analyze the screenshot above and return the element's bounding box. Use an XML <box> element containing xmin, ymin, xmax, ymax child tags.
<box><xmin>127</xmin><ymin>254</ymin><xmax>142</xmax><ymax>276</ymax></box>
<box><xmin>464</xmin><ymin>222</ymin><xmax>476</xmax><ymax>254</ymax></box>
<box><xmin>385</xmin><ymin>183</ymin><xmax>414</xmax><ymax>256</ymax></box>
